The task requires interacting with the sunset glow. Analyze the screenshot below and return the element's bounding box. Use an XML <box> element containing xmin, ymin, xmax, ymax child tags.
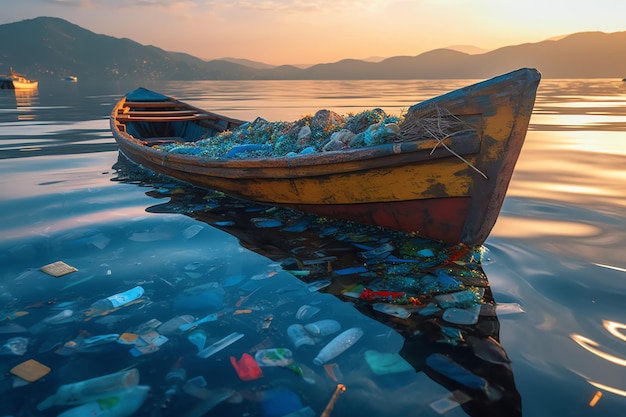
<box><xmin>2</xmin><ymin>0</ymin><xmax>626</xmax><ymax>65</ymax></box>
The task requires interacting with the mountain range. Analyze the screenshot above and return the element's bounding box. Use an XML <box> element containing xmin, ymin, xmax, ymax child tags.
<box><xmin>1</xmin><ymin>16</ymin><xmax>625</xmax><ymax>81</ymax></box>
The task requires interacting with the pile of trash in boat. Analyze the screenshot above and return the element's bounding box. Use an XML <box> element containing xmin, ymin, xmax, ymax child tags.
<box><xmin>0</xmin><ymin>170</ymin><xmax>524</xmax><ymax>417</ymax></box>
<box><xmin>157</xmin><ymin>109</ymin><xmax>404</xmax><ymax>158</ymax></box>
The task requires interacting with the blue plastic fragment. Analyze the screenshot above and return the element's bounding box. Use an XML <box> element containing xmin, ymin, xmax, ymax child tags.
<box><xmin>261</xmin><ymin>388</ymin><xmax>303</xmax><ymax>417</ymax></box>
<box><xmin>426</xmin><ymin>353</ymin><xmax>488</xmax><ymax>391</ymax></box>
<box><xmin>226</xmin><ymin>144</ymin><xmax>271</xmax><ymax>158</ymax></box>
<box><xmin>436</xmin><ymin>271</ymin><xmax>461</xmax><ymax>286</ymax></box>
<box><xmin>282</xmin><ymin>220</ymin><xmax>310</xmax><ymax>233</ymax></box>
<box><xmin>333</xmin><ymin>266</ymin><xmax>369</xmax><ymax>276</ymax></box>
<box><xmin>214</xmin><ymin>221</ymin><xmax>235</xmax><ymax>227</ymax></box>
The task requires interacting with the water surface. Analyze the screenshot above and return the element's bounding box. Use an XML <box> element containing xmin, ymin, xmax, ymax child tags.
<box><xmin>0</xmin><ymin>77</ymin><xmax>625</xmax><ymax>417</ymax></box>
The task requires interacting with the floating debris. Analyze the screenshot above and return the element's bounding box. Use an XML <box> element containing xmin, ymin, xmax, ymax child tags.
<box><xmin>40</xmin><ymin>261</ymin><xmax>77</xmax><ymax>277</ymax></box>
<box><xmin>10</xmin><ymin>358</ymin><xmax>50</xmax><ymax>382</ymax></box>
<box><xmin>313</xmin><ymin>328</ymin><xmax>363</xmax><ymax>365</ymax></box>
<box><xmin>230</xmin><ymin>353</ymin><xmax>263</xmax><ymax>381</ymax></box>
<box><xmin>1</xmin><ymin>336</ymin><xmax>29</xmax><ymax>355</ymax></box>
<box><xmin>255</xmin><ymin>348</ymin><xmax>294</xmax><ymax>367</ymax></box>
<box><xmin>197</xmin><ymin>332</ymin><xmax>244</xmax><ymax>359</ymax></box>
<box><xmin>364</xmin><ymin>350</ymin><xmax>413</xmax><ymax>375</ymax></box>
<box><xmin>296</xmin><ymin>304</ymin><xmax>321</xmax><ymax>320</ymax></box>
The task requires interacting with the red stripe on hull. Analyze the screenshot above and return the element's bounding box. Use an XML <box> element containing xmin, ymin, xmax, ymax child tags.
<box><xmin>288</xmin><ymin>197</ymin><xmax>471</xmax><ymax>245</ymax></box>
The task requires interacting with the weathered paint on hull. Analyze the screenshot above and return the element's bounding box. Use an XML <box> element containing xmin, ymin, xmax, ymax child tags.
<box><xmin>288</xmin><ymin>197</ymin><xmax>471</xmax><ymax>245</ymax></box>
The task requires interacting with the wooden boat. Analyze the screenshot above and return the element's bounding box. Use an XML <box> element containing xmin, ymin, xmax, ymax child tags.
<box><xmin>0</xmin><ymin>68</ymin><xmax>38</xmax><ymax>89</ymax></box>
<box><xmin>110</xmin><ymin>68</ymin><xmax>540</xmax><ymax>246</ymax></box>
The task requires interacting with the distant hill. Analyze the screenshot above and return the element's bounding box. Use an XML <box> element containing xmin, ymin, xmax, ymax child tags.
<box><xmin>1</xmin><ymin>17</ymin><xmax>625</xmax><ymax>81</ymax></box>
<box><xmin>218</xmin><ymin>57</ymin><xmax>276</xmax><ymax>69</ymax></box>
<box><xmin>444</xmin><ymin>45</ymin><xmax>490</xmax><ymax>55</ymax></box>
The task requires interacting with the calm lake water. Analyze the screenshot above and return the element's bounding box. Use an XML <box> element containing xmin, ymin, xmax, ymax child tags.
<box><xmin>0</xmin><ymin>76</ymin><xmax>625</xmax><ymax>417</ymax></box>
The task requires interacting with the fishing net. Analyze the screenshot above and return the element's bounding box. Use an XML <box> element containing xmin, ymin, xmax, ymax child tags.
<box><xmin>157</xmin><ymin>106</ymin><xmax>473</xmax><ymax>159</ymax></box>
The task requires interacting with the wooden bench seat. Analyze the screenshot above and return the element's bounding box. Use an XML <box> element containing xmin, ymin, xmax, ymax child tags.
<box><xmin>123</xmin><ymin>101</ymin><xmax>187</xmax><ymax>109</ymax></box>
<box><xmin>115</xmin><ymin>113</ymin><xmax>214</xmax><ymax>122</ymax></box>
<box><xmin>121</xmin><ymin>109</ymin><xmax>200</xmax><ymax>117</ymax></box>
<box><xmin>142</xmin><ymin>137</ymin><xmax>184</xmax><ymax>145</ymax></box>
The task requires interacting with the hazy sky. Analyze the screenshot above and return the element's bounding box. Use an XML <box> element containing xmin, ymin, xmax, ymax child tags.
<box><xmin>3</xmin><ymin>0</ymin><xmax>625</xmax><ymax>65</ymax></box>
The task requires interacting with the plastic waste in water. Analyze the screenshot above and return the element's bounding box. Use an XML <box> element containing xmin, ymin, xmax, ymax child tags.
<box><xmin>178</xmin><ymin>312</ymin><xmax>218</xmax><ymax>331</ymax></box>
<box><xmin>442</xmin><ymin>304</ymin><xmax>481</xmax><ymax>325</ymax></box>
<box><xmin>295</xmin><ymin>305</ymin><xmax>320</xmax><ymax>320</ymax></box>
<box><xmin>261</xmin><ymin>387</ymin><xmax>303</xmax><ymax>417</ymax></box>
<box><xmin>287</xmin><ymin>324</ymin><xmax>316</xmax><ymax>348</ymax></box>
<box><xmin>372</xmin><ymin>303</ymin><xmax>412</xmax><ymax>319</ymax></box>
<box><xmin>0</xmin><ymin>336</ymin><xmax>29</xmax><ymax>355</ymax></box>
<box><xmin>156</xmin><ymin>315</ymin><xmax>195</xmax><ymax>335</ymax></box>
<box><xmin>187</xmin><ymin>329</ymin><xmax>208</xmax><ymax>352</ymax></box>
<box><xmin>304</xmin><ymin>319</ymin><xmax>341</xmax><ymax>337</ymax></box>
<box><xmin>313</xmin><ymin>328</ymin><xmax>363</xmax><ymax>365</ymax></box>
<box><xmin>86</xmin><ymin>286</ymin><xmax>145</xmax><ymax>316</ymax></box>
<box><xmin>254</xmin><ymin>348</ymin><xmax>294</xmax><ymax>367</ymax></box>
<box><xmin>129</xmin><ymin>331</ymin><xmax>169</xmax><ymax>357</ymax></box>
<box><xmin>182</xmin><ymin>375</ymin><xmax>208</xmax><ymax>399</ymax></box>
<box><xmin>43</xmin><ymin>309</ymin><xmax>74</xmax><ymax>324</ymax></box>
<box><xmin>426</xmin><ymin>353</ymin><xmax>486</xmax><ymax>390</ymax></box>
<box><xmin>306</xmin><ymin>279</ymin><xmax>331</xmax><ymax>292</ymax></box>
<box><xmin>197</xmin><ymin>332</ymin><xmax>244</xmax><ymax>359</ymax></box>
<box><xmin>495</xmin><ymin>302</ymin><xmax>525</xmax><ymax>315</ymax></box>
<box><xmin>37</xmin><ymin>368</ymin><xmax>140</xmax><ymax>410</ymax></box>
<box><xmin>230</xmin><ymin>353</ymin><xmax>263</xmax><ymax>381</ymax></box>
<box><xmin>81</xmin><ymin>334</ymin><xmax>120</xmax><ymax>349</ymax></box>
<box><xmin>56</xmin><ymin>385</ymin><xmax>149</xmax><ymax>417</ymax></box>
<box><xmin>363</xmin><ymin>350</ymin><xmax>413</xmax><ymax>375</ymax></box>
<box><xmin>425</xmin><ymin>353</ymin><xmax>501</xmax><ymax>400</ymax></box>
<box><xmin>161</xmin><ymin>360</ymin><xmax>186</xmax><ymax>407</ymax></box>
<box><xmin>434</xmin><ymin>290</ymin><xmax>479</xmax><ymax>308</ymax></box>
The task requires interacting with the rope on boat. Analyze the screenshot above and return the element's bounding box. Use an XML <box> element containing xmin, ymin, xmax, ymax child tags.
<box><xmin>402</xmin><ymin>105</ymin><xmax>488</xmax><ymax>180</ymax></box>
<box><xmin>427</xmin><ymin>131</ymin><xmax>488</xmax><ymax>180</ymax></box>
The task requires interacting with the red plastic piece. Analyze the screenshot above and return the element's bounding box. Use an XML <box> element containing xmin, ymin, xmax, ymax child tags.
<box><xmin>230</xmin><ymin>353</ymin><xmax>263</xmax><ymax>381</ymax></box>
<box><xmin>359</xmin><ymin>288</ymin><xmax>405</xmax><ymax>301</ymax></box>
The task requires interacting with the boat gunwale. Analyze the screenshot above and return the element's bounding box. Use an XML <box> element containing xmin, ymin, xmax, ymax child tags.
<box><xmin>112</xmin><ymin>119</ymin><xmax>481</xmax><ymax>172</ymax></box>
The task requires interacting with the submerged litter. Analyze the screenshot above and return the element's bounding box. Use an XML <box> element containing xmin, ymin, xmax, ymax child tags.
<box><xmin>40</xmin><ymin>260</ymin><xmax>78</xmax><ymax>277</ymax></box>
<box><xmin>2</xmin><ymin>168</ymin><xmax>523</xmax><ymax>417</ymax></box>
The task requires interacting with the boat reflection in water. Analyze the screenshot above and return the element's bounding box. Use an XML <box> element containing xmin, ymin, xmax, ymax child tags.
<box><xmin>112</xmin><ymin>155</ymin><xmax>522</xmax><ymax>417</ymax></box>
<box><xmin>14</xmin><ymin>88</ymin><xmax>39</xmax><ymax>121</ymax></box>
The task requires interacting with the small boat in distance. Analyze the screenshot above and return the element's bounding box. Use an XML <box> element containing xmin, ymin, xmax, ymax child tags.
<box><xmin>110</xmin><ymin>68</ymin><xmax>541</xmax><ymax>246</ymax></box>
<box><xmin>62</xmin><ymin>75</ymin><xmax>78</xmax><ymax>82</ymax></box>
<box><xmin>0</xmin><ymin>68</ymin><xmax>38</xmax><ymax>89</ymax></box>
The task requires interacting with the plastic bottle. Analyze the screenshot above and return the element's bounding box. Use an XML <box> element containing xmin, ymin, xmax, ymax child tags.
<box><xmin>37</xmin><ymin>368</ymin><xmax>140</xmax><ymax>410</ymax></box>
<box><xmin>86</xmin><ymin>286</ymin><xmax>145</xmax><ymax>316</ymax></box>
<box><xmin>313</xmin><ymin>328</ymin><xmax>363</xmax><ymax>365</ymax></box>
<box><xmin>57</xmin><ymin>385</ymin><xmax>149</xmax><ymax>417</ymax></box>
<box><xmin>160</xmin><ymin>367</ymin><xmax>186</xmax><ymax>408</ymax></box>
<box><xmin>304</xmin><ymin>320</ymin><xmax>341</xmax><ymax>337</ymax></box>
<box><xmin>287</xmin><ymin>324</ymin><xmax>316</xmax><ymax>348</ymax></box>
